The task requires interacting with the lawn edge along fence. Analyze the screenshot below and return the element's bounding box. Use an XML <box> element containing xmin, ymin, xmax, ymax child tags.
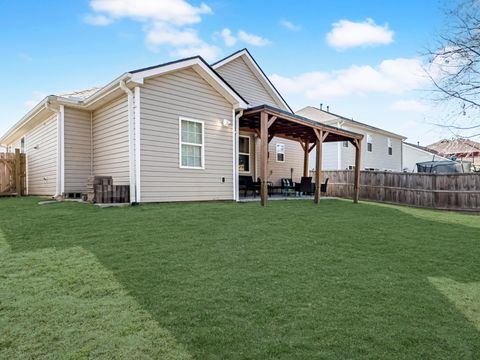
<box><xmin>0</xmin><ymin>149</ymin><xmax>26</xmax><ymax>196</ymax></box>
<box><xmin>321</xmin><ymin>170</ymin><xmax>480</xmax><ymax>211</ymax></box>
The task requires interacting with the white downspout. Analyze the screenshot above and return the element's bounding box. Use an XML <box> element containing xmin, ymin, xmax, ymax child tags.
<box><xmin>234</xmin><ymin>109</ymin><xmax>243</xmax><ymax>201</ymax></box>
<box><xmin>46</xmin><ymin>101</ymin><xmax>64</xmax><ymax>199</ymax></box>
<box><xmin>119</xmin><ymin>80</ymin><xmax>137</xmax><ymax>204</ymax></box>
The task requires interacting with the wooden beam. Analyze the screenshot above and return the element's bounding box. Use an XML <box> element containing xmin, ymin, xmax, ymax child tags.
<box><xmin>353</xmin><ymin>140</ymin><xmax>362</xmax><ymax>203</ymax></box>
<box><xmin>267</xmin><ymin>116</ymin><xmax>277</xmax><ymax>128</ymax></box>
<box><xmin>322</xmin><ymin>131</ymin><xmax>329</xmax><ymax>142</ymax></box>
<box><xmin>254</xmin><ymin>128</ymin><xmax>261</xmax><ymax>138</ymax></box>
<box><xmin>303</xmin><ymin>140</ymin><xmax>309</xmax><ymax>177</ymax></box>
<box><xmin>313</xmin><ymin>128</ymin><xmax>321</xmax><ymax>141</ymax></box>
<box><xmin>314</xmin><ymin>132</ymin><xmax>323</xmax><ymax>204</ymax></box>
<box><xmin>260</xmin><ymin>111</ymin><xmax>269</xmax><ymax>206</ymax></box>
<box><xmin>308</xmin><ymin>143</ymin><xmax>316</xmax><ymax>153</ymax></box>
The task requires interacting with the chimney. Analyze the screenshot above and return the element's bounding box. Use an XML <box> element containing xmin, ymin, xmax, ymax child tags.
<box><xmin>326</xmin><ymin>105</ymin><xmax>330</xmax><ymax>112</ymax></box>
<box><xmin>417</xmin><ymin>141</ymin><xmax>420</xmax><ymax>146</ymax></box>
<box><xmin>320</xmin><ymin>103</ymin><xmax>323</xmax><ymax>110</ymax></box>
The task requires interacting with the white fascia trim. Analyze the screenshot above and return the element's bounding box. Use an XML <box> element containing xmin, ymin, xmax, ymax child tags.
<box><xmin>134</xmin><ymin>86</ymin><xmax>141</xmax><ymax>203</ymax></box>
<box><xmin>212</xmin><ymin>50</ymin><xmax>291</xmax><ymax>112</ymax></box>
<box><xmin>130</xmin><ymin>58</ymin><xmax>248</xmax><ymax>109</ymax></box>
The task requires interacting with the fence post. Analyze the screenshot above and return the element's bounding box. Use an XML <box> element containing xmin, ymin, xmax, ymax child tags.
<box><xmin>14</xmin><ymin>149</ymin><xmax>21</xmax><ymax>195</ymax></box>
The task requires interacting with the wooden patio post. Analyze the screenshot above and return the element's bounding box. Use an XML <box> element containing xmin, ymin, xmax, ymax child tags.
<box><xmin>314</xmin><ymin>132</ymin><xmax>323</xmax><ymax>204</ymax></box>
<box><xmin>260</xmin><ymin>111</ymin><xmax>268</xmax><ymax>206</ymax></box>
<box><xmin>303</xmin><ymin>140</ymin><xmax>309</xmax><ymax>177</ymax></box>
<box><xmin>353</xmin><ymin>139</ymin><xmax>361</xmax><ymax>203</ymax></box>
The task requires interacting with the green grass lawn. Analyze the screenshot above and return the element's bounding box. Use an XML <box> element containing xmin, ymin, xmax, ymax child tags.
<box><xmin>0</xmin><ymin>197</ymin><xmax>479</xmax><ymax>359</ymax></box>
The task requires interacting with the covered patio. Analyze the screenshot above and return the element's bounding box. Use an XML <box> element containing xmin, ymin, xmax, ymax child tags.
<box><xmin>239</xmin><ymin>105</ymin><xmax>364</xmax><ymax>206</ymax></box>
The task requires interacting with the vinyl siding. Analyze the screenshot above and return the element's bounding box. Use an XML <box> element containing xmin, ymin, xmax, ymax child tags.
<box><xmin>64</xmin><ymin>107</ymin><xmax>92</xmax><ymax>193</ymax></box>
<box><xmin>215</xmin><ymin>56</ymin><xmax>285</xmax><ymax>109</ymax></box>
<box><xmin>140</xmin><ymin>67</ymin><xmax>234</xmax><ymax>202</ymax></box>
<box><xmin>255</xmin><ymin>137</ymin><xmax>304</xmax><ymax>184</ymax></box>
<box><xmin>25</xmin><ymin>114</ymin><xmax>58</xmax><ymax>195</ymax></box>
<box><xmin>402</xmin><ymin>144</ymin><xmax>449</xmax><ymax>172</ymax></box>
<box><xmin>92</xmin><ymin>95</ymin><xmax>130</xmax><ymax>185</ymax></box>
<box><xmin>341</xmin><ymin>125</ymin><xmax>402</xmax><ymax>171</ymax></box>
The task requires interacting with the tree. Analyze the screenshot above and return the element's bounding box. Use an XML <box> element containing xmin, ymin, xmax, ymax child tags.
<box><xmin>426</xmin><ymin>0</ymin><xmax>480</xmax><ymax>137</ymax></box>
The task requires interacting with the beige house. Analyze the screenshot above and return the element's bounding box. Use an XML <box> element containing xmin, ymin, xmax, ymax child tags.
<box><xmin>4</xmin><ymin>49</ymin><xmax>344</xmax><ymax>203</ymax></box>
<box><xmin>297</xmin><ymin>106</ymin><xmax>406</xmax><ymax>171</ymax></box>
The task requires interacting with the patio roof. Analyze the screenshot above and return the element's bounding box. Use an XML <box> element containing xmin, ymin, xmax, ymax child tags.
<box><xmin>240</xmin><ymin>104</ymin><xmax>363</xmax><ymax>144</ymax></box>
<box><xmin>239</xmin><ymin>104</ymin><xmax>363</xmax><ymax>206</ymax></box>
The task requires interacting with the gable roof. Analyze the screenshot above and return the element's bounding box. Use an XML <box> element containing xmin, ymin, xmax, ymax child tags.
<box><xmin>1</xmin><ymin>56</ymin><xmax>248</xmax><ymax>145</ymax></box>
<box><xmin>296</xmin><ymin>106</ymin><xmax>407</xmax><ymax>140</ymax></box>
<box><xmin>427</xmin><ymin>138</ymin><xmax>480</xmax><ymax>155</ymax></box>
<box><xmin>212</xmin><ymin>48</ymin><xmax>293</xmax><ymax>113</ymax></box>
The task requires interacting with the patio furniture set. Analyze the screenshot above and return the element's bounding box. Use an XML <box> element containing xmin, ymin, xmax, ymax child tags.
<box><xmin>239</xmin><ymin>176</ymin><xmax>328</xmax><ymax>198</ymax></box>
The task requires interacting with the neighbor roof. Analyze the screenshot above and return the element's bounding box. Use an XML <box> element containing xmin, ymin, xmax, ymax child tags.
<box><xmin>428</xmin><ymin>138</ymin><xmax>480</xmax><ymax>155</ymax></box>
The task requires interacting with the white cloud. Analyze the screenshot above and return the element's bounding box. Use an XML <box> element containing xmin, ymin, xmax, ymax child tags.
<box><xmin>280</xmin><ymin>19</ymin><xmax>301</xmax><ymax>31</ymax></box>
<box><xmin>390</xmin><ymin>99</ymin><xmax>430</xmax><ymax>113</ymax></box>
<box><xmin>83</xmin><ymin>14</ymin><xmax>112</xmax><ymax>26</ymax></box>
<box><xmin>146</xmin><ymin>23</ymin><xmax>201</xmax><ymax>47</ymax></box>
<box><xmin>90</xmin><ymin>0</ymin><xmax>211</xmax><ymax>25</ymax></box>
<box><xmin>270</xmin><ymin>57</ymin><xmax>428</xmax><ymax>100</ymax></box>
<box><xmin>171</xmin><ymin>44</ymin><xmax>221</xmax><ymax>62</ymax></box>
<box><xmin>220</xmin><ymin>28</ymin><xmax>236</xmax><ymax>47</ymax></box>
<box><xmin>238</xmin><ymin>30</ymin><xmax>270</xmax><ymax>46</ymax></box>
<box><xmin>86</xmin><ymin>0</ymin><xmax>216</xmax><ymax>57</ymax></box>
<box><xmin>326</xmin><ymin>18</ymin><xmax>394</xmax><ymax>50</ymax></box>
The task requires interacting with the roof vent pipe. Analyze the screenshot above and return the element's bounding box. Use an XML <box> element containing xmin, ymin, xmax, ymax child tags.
<box><xmin>320</xmin><ymin>103</ymin><xmax>323</xmax><ymax>110</ymax></box>
<box><xmin>327</xmin><ymin>105</ymin><xmax>330</xmax><ymax>112</ymax></box>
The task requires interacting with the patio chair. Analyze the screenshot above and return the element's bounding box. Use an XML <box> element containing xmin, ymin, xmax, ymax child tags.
<box><xmin>295</xmin><ymin>177</ymin><xmax>314</xmax><ymax>195</ymax></box>
<box><xmin>320</xmin><ymin>178</ymin><xmax>329</xmax><ymax>194</ymax></box>
<box><xmin>281</xmin><ymin>178</ymin><xmax>296</xmax><ymax>196</ymax></box>
<box><xmin>239</xmin><ymin>176</ymin><xmax>259</xmax><ymax>197</ymax></box>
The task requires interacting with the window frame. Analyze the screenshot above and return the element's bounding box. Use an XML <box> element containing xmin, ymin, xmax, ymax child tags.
<box><xmin>366</xmin><ymin>134</ymin><xmax>373</xmax><ymax>152</ymax></box>
<box><xmin>178</xmin><ymin>116</ymin><xmax>205</xmax><ymax>170</ymax></box>
<box><xmin>276</xmin><ymin>143</ymin><xmax>286</xmax><ymax>163</ymax></box>
<box><xmin>20</xmin><ymin>137</ymin><xmax>25</xmax><ymax>153</ymax></box>
<box><xmin>387</xmin><ymin>137</ymin><xmax>393</xmax><ymax>155</ymax></box>
<box><xmin>238</xmin><ymin>135</ymin><xmax>251</xmax><ymax>173</ymax></box>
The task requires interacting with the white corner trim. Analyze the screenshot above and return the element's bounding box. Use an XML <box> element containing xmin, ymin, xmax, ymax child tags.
<box><xmin>178</xmin><ymin>116</ymin><xmax>205</xmax><ymax>170</ymax></box>
<box><xmin>134</xmin><ymin>86</ymin><xmax>141</xmax><ymax>203</ymax></box>
<box><xmin>120</xmin><ymin>81</ymin><xmax>137</xmax><ymax>203</ymax></box>
<box><xmin>60</xmin><ymin>105</ymin><xmax>65</xmax><ymax>194</ymax></box>
<box><xmin>234</xmin><ymin>110</ymin><xmax>243</xmax><ymax>201</ymax></box>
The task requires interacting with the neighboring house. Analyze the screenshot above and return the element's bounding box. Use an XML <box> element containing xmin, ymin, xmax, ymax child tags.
<box><xmin>428</xmin><ymin>138</ymin><xmax>480</xmax><ymax>171</ymax></box>
<box><xmin>0</xmin><ymin>49</ymin><xmax>315</xmax><ymax>202</ymax></box>
<box><xmin>296</xmin><ymin>106</ymin><xmax>406</xmax><ymax>171</ymax></box>
<box><xmin>402</xmin><ymin>142</ymin><xmax>451</xmax><ymax>172</ymax></box>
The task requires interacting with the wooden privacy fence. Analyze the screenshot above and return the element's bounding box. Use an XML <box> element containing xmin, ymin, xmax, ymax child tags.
<box><xmin>0</xmin><ymin>149</ymin><xmax>26</xmax><ymax>196</ymax></box>
<box><xmin>320</xmin><ymin>170</ymin><xmax>480</xmax><ymax>211</ymax></box>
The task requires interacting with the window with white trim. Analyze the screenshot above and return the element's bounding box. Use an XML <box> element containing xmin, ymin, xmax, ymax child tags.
<box><xmin>180</xmin><ymin>118</ymin><xmax>204</xmax><ymax>169</ymax></box>
<box><xmin>387</xmin><ymin>138</ymin><xmax>393</xmax><ymax>155</ymax></box>
<box><xmin>239</xmin><ymin>136</ymin><xmax>250</xmax><ymax>172</ymax></box>
<box><xmin>343</xmin><ymin>141</ymin><xmax>349</xmax><ymax>148</ymax></box>
<box><xmin>20</xmin><ymin>137</ymin><xmax>25</xmax><ymax>153</ymax></box>
<box><xmin>367</xmin><ymin>134</ymin><xmax>373</xmax><ymax>152</ymax></box>
<box><xmin>276</xmin><ymin>143</ymin><xmax>285</xmax><ymax>162</ymax></box>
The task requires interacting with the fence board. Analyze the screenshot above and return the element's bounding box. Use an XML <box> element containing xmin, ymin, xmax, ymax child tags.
<box><xmin>0</xmin><ymin>151</ymin><xmax>25</xmax><ymax>196</ymax></box>
<box><xmin>322</xmin><ymin>170</ymin><xmax>480</xmax><ymax>211</ymax></box>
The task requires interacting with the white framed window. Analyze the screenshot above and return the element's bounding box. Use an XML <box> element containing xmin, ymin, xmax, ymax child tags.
<box><xmin>276</xmin><ymin>143</ymin><xmax>285</xmax><ymax>162</ymax></box>
<box><xmin>343</xmin><ymin>141</ymin><xmax>349</xmax><ymax>148</ymax></box>
<box><xmin>367</xmin><ymin>134</ymin><xmax>373</xmax><ymax>152</ymax></box>
<box><xmin>20</xmin><ymin>137</ymin><xmax>25</xmax><ymax>153</ymax></box>
<box><xmin>387</xmin><ymin>138</ymin><xmax>392</xmax><ymax>155</ymax></box>
<box><xmin>179</xmin><ymin>117</ymin><xmax>204</xmax><ymax>169</ymax></box>
<box><xmin>239</xmin><ymin>135</ymin><xmax>250</xmax><ymax>173</ymax></box>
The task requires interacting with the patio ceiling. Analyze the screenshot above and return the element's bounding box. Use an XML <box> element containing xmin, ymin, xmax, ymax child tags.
<box><xmin>240</xmin><ymin>105</ymin><xmax>363</xmax><ymax>145</ymax></box>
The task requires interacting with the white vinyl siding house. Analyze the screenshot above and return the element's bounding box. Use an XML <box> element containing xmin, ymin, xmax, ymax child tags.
<box><xmin>3</xmin><ymin>49</ymin><xmax>352</xmax><ymax>202</ymax></box>
<box><xmin>139</xmin><ymin>68</ymin><xmax>235</xmax><ymax>202</ymax></box>
<box><xmin>402</xmin><ymin>142</ymin><xmax>451</xmax><ymax>172</ymax></box>
<box><xmin>296</xmin><ymin>106</ymin><xmax>405</xmax><ymax>172</ymax></box>
<box><xmin>64</xmin><ymin>108</ymin><xmax>92</xmax><ymax>193</ymax></box>
<box><xmin>92</xmin><ymin>95</ymin><xmax>130</xmax><ymax>185</ymax></box>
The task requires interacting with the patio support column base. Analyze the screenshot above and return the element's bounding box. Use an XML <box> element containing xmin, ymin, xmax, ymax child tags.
<box><xmin>314</xmin><ymin>131</ymin><xmax>323</xmax><ymax>204</ymax></box>
<box><xmin>260</xmin><ymin>111</ymin><xmax>268</xmax><ymax>206</ymax></box>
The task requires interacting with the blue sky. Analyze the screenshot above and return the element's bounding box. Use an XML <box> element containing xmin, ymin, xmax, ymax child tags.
<box><xmin>0</xmin><ymin>0</ymin><xmax>457</xmax><ymax>144</ymax></box>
